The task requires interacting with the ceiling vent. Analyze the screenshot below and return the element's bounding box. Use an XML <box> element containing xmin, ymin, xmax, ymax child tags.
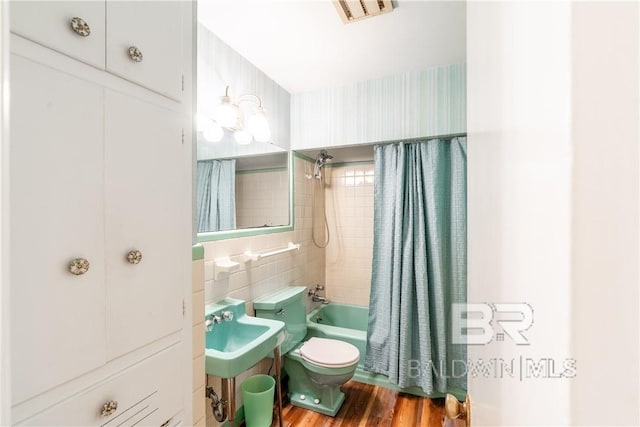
<box><xmin>333</xmin><ymin>0</ymin><xmax>394</xmax><ymax>24</ymax></box>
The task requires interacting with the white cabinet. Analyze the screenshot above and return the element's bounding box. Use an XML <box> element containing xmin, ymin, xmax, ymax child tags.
<box><xmin>10</xmin><ymin>53</ymin><xmax>107</xmax><ymax>405</ymax></box>
<box><xmin>9</xmin><ymin>0</ymin><xmax>192</xmax><ymax>420</ymax></box>
<box><xmin>10</xmin><ymin>0</ymin><xmax>183</xmax><ymax>101</ymax></box>
<box><xmin>10</xmin><ymin>1</ymin><xmax>106</xmax><ymax>68</ymax></box>
<box><xmin>106</xmin><ymin>2</ymin><xmax>183</xmax><ymax>100</ymax></box>
<box><xmin>10</xmin><ymin>48</ymin><xmax>188</xmax><ymax>405</ymax></box>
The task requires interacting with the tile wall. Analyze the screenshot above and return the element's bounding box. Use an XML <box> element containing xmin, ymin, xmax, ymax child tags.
<box><xmin>192</xmin><ymin>258</ymin><xmax>206</xmax><ymax>427</ymax></box>
<box><xmin>324</xmin><ymin>163</ymin><xmax>375</xmax><ymax>307</ymax></box>
<box><xmin>203</xmin><ymin>156</ymin><xmax>324</xmax><ymax>427</ymax></box>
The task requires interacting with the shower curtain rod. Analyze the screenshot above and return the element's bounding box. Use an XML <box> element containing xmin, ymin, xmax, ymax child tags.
<box><xmin>375</xmin><ymin>132</ymin><xmax>467</xmax><ymax>146</ymax></box>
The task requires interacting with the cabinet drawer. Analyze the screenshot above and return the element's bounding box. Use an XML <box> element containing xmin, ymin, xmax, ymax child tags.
<box><xmin>10</xmin><ymin>1</ymin><xmax>106</xmax><ymax>68</ymax></box>
<box><xmin>19</xmin><ymin>345</ymin><xmax>183</xmax><ymax>426</ymax></box>
<box><xmin>106</xmin><ymin>1</ymin><xmax>183</xmax><ymax>101</ymax></box>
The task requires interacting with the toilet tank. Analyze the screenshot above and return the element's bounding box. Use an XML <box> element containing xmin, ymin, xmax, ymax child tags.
<box><xmin>254</xmin><ymin>286</ymin><xmax>307</xmax><ymax>354</ymax></box>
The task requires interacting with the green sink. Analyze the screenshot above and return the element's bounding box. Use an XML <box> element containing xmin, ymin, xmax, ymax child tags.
<box><xmin>204</xmin><ymin>298</ymin><xmax>284</xmax><ymax>378</ymax></box>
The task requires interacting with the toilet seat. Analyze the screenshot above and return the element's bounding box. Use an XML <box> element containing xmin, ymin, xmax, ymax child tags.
<box><xmin>299</xmin><ymin>337</ymin><xmax>360</xmax><ymax>368</ymax></box>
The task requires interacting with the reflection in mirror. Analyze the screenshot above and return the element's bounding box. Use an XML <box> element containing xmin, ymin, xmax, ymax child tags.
<box><xmin>196</xmin><ymin>23</ymin><xmax>291</xmax><ymax>236</ymax></box>
<box><xmin>235</xmin><ymin>152</ymin><xmax>289</xmax><ymax>229</ymax></box>
<box><xmin>196</xmin><ymin>151</ymin><xmax>290</xmax><ymax>233</ymax></box>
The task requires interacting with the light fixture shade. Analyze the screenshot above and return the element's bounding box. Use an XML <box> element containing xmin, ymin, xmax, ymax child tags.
<box><xmin>217</xmin><ymin>96</ymin><xmax>240</xmax><ymax>128</ymax></box>
<box><xmin>202</xmin><ymin>120</ymin><xmax>224</xmax><ymax>142</ymax></box>
<box><xmin>198</xmin><ymin>114</ymin><xmax>224</xmax><ymax>142</ymax></box>
<box><xmin>196</xmin><ymin>113</ymin><xmax>211</xmax><ymax>132</ymax></box>
<box><xmin>247</xmin><ymin>110</ymin><xmax>271</xmax><ymax>143</ymax></box>
<box><xmin>234</xmin><ymin>129</ymin><xmax>253</xmax><ymax>145</ymax></box>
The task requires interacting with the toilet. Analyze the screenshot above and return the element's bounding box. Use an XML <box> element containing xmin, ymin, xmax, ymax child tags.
<box><xmin>253</xmin><ymin>286</ymin><xmax>359</xmax><ymax>416</ymax></box>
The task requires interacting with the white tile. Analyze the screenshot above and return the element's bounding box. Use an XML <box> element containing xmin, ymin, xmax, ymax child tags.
<box><xmin>203</xmin><ymin>242</ymin><xmax>217</xmax><ymax>261</ymax></box>
<box><xmin>193</xmin><ymin>354</ymin><xmax>205</xmax><ymax>391</ymax></box>
<box><xmin>204</xmin><ymin>261</ymin><xmax>214</xmax><ymax>282</ymax></box>
<box><xmin>229</xmin><ymin>270</ymin><xmax>249</xmax><ymax>291</ymax></box>
<box><xmin>193</xmin><ymin>386</ymin><xmax>206</xmax><ymax>425</ymax></box>
<box><xmin>193</xmin><ymin>323</ymin><xmax>205</xmax><ymax>359</ymax></box>
<box><xmin>192</xmin><ymin>260</ymin><xmax>205</xmax><ymax>292</ymax></box>
<box><xmin>192</xmin><ymin>290</ymin><xmax>205</xmax><ymax>325</ymax></box>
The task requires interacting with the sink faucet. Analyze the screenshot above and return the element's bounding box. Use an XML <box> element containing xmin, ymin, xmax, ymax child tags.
<box><xmin>205</xmin><ymin>311</ymin><xmax>235</xmax><ymax>331</ymax></box>
<box><xmin>205</xmin><ymin>314</ymin><xmax>222</xmax><ymax>331</ymax></box>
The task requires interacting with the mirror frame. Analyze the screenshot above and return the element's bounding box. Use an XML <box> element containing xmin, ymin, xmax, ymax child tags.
<box><xmin>196</xmin><ymin>152</ymin><xmax>294</xmax><ymax>242</ymax></box>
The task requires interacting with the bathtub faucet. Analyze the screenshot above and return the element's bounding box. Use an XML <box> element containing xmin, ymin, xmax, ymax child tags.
<box><xmin>312</xmin><ymin>294</ymin><xmax>329</xmax><ymax>304</ymax></box>
<box><xmin>308</xmin><ymin>285</ymin><xmax>330</xmax><ymax>304</ymax></box>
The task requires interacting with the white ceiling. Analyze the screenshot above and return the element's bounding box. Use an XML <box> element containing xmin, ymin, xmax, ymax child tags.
<box><xmin>198</xmin><ymin>0</ymin><xmax>466</xmax><ymax>94</ymax></box>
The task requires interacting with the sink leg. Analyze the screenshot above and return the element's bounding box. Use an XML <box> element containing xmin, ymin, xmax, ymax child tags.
<box><xmin>228</xmin><ymin>377</ymin><xmax>236</xmax><ymax>427</ymax></box>
<box><xmin>221</xmin><ymin>377</ymin><xmax>236</xmax><ymax>427</ymax></box>
<box><xmin>274</xmin><ymin>346</ymin><xmax>284</xmax><ymax>427</ymax></box>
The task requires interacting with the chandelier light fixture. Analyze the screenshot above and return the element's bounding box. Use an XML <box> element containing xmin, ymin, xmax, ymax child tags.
<box><xmin>198</xmin><ymin>86</ymin><xmax>271</xmax><ymax>145</ymax></box>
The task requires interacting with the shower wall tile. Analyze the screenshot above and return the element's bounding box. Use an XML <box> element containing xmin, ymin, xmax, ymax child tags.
<box><xmin>291</xmin><ymin>63</ymin><xmax>466</xmax><ymax>150</ymax></box>
<box><xmin>325</xmin><ymin>163</ymin><xmax>375</xmax><ymax>307</ymax></box>
<box><xmin>202</xmin><ymin>156</ymin><xmax>324</xmax><ymax>427</ymax></box>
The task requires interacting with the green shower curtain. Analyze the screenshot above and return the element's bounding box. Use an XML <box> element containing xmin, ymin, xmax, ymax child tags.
<box><xmin>365</xmin><ymin>137</ymin><xmax>467</xmax><ymax>396</ymax></box>
<box><xmin>196</xmin><ymin>159</ymin><xmax>236</xmax><ymax>233</ymax></box>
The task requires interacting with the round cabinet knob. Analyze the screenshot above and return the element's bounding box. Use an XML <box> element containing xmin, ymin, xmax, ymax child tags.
<box><xmin>100</xmin><ymin>400</ymin><xmax>118</xmax><ymax>417</ymax></box>
<box><xmin>69</xmin><ymin>17</ymin><xmax>91</xmax><ymax>37</ymax></box>
<box><xmin>126</xmin><ymin>250</ymin><xmax>143</xmax><ymax>264</ymax></box>
<box><xmin>128</xmin><ymin>46</ymin><xmax>143</xmax><ymax>62</ymax></box>
<box><xmin>69</xmin><ymin>258</ymin><xmax>90</xmax><ymax>275</ymax></box>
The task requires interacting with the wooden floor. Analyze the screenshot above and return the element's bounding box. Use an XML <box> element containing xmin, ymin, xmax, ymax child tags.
<box><xmin>269</xmin><ymin>381</ymin><xmax>447</xmax><ymax>427</ymax></box>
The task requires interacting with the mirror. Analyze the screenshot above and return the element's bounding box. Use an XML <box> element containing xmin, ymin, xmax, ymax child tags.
<box><xmin>196</xmin><ymin>152</ymin><xmax>290</xmax><ymax>233</ymax></box>
<box><xmin>196</xmin><ymin>22</ymin><xmax>292</xmax><ymax>238</ymax></box>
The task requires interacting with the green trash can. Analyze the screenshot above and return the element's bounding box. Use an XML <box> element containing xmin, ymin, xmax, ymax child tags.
<box><xmin>241</xmin><ymin>374</ymin><xmax>275</xmax><ymax>427</ymax></box>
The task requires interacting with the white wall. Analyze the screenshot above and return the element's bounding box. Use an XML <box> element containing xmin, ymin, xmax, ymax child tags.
<box><xmin>467</xmin><ymin>2</ymin><xmax>573</xmax><ymax>425</ymax></box>
<box><xmin>570</xmin><ymin>3</ymin><xmax>639</xmax><ymax>426</ymax></box>
<box><xmin>468</xmin><ymin>2</ymin><xmax>639</xmax><ymax>426</ymax></box>
<box><xmin>291</xmin><ymin>64</ymin><xmax>466</xmax><ymax>150</ymax></box>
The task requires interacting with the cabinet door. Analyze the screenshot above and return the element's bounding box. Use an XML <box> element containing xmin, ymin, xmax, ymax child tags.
<box><xmin>10</xmin><ymin>1</ymin><xmax>106</xmax><ymax>69</ymax></box>
<box><xmin>10</xmin><ymin>54</ymin><xmax>106</xmax><ymax>404</ymax></box>
<box><xmin>106</xmin><ymin>1</ymin><xmax>183</xmax><ymax>101</ymax></box>
<box><xmin>105</xmin><ymin>90</ymin><xmax>187</xmax><ymax>359</ymax></box>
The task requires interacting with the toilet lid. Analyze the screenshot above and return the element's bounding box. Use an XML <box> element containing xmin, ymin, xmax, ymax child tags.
<box><xmin>299</xmin><ymin>337</ymin><xmax>360</xmax><ymax>368</ymax></box>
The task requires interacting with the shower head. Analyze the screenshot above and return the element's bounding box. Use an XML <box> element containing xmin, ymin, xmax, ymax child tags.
<box><xmin>316</xmin><ymin>150</ymin><xmax>333</xmax><ymax>165</ymax></box>
<box><xmin>313</xmin><ymin>150</ymin><xmax>333</xmax><ymax>180</ymax></box>
<box><xmin>320</xmin><ymin>150</ymin><xmax>333</xmax><ymax>162</ymax></box>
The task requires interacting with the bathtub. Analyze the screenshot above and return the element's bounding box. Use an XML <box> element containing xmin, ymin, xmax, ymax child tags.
<box><xmin>305</xmin><ymin>303</ymin><xmax>444</xmax><ymax>398</ymax></box>
<box><xmin>306</xmin><ymin>303</ymin><xmax>369</xmax><ymax>361</ymax></box>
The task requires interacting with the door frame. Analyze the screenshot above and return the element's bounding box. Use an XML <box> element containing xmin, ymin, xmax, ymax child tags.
<box><xmin>0</xmin><ymin>0</ymin><xmax>11</xmax><ymax>423</ymax></box>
